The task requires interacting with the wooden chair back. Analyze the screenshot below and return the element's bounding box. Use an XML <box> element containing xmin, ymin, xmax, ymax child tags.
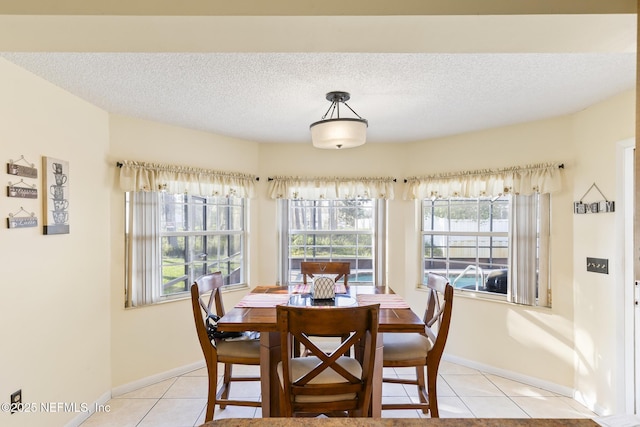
<box><xmin>423</xmin><ymin>272</ymin><xmax>454</xmax><ymax>365</ymax></box>
<box><xmin>191</xmin><ymin>273</ymin><xmax>225</xmax><ymax>369</ymax></box>
<box><xmin>301</xmin><ymin>261</ymin><xmax>351</xmax><ymax>285</ymax></box>
<box><xmin>193</xmin><ymin>272</ymin><xmax>226</xmax><ymax>323</ymax></box>
<box><xmin>277</xmin><ymin>304</ymin><xmax>380</xmax><ymax>417</ymax></box>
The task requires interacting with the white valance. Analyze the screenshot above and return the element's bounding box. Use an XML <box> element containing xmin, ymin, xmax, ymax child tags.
<box><xmin>118</xmin><ymin>160</ymin><xmax>257</xmax><ymax>198</ymax></box>
<box><xmin>268</xmin><ymin>176</ymin><xmax>395</xmax><ymax>200</ymax></box>
<box><xmin>403</xmin><ymin>162</ymin><xmax>563</xmax><ymax>200</ymax></box>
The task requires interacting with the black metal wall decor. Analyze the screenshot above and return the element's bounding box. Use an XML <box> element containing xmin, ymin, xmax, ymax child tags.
<box><xmin>573</xmin><ymin>183</ymin><xmax>615</xmax><ymax>214</ymax></box>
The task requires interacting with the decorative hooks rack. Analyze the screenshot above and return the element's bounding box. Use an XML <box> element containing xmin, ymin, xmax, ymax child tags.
<box><xmin>574</xmin><ymin>182</ymin><xmax>615</xmax><ymax>214</ymax></box>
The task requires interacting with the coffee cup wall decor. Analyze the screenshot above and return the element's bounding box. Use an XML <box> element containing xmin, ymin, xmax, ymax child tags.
<box><xmin>42</xmin><ymin>156</ymin><xmax>70</xmax><ymax>235</ymax></box>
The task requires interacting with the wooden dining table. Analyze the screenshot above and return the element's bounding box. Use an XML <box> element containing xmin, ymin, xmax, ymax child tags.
<box><xmin>216</xmin><ymin>284</ymin><xmax>425</xmax><ymax>417</ymax></box>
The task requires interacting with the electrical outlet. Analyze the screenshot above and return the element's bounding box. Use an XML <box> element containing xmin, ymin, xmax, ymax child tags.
<box><xmin>10</xmin><ymin>390</ymin><xmax>21</xmax><ymax>414</ymax></box>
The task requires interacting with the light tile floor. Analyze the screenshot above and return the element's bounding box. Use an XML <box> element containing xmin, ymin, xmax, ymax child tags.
<box><xmin>80</xmin><ymin>361</ymin><xmax>597</xmax><ymax>427</ymax></box>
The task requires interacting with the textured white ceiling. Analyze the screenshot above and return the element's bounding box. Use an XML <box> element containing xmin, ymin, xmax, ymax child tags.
<box><xmin>0</xmin><ymin>14</ymin><xmax>636</xmax><ymax>145</ymax></box>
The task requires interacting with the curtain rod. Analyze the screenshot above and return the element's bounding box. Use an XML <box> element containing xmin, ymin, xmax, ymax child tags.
<box><xmin>115</xmin><ymin>161</ymin><xmax>260</xmax><ymax>181</ymax></box>
<box><xmin>403</xmin><ymin>163</ymin><xmax>565</xmax><ymax>183</ymax></box>
<box><xmin>267</xmin><ymin>177</ymin><xmax>397</xmax><ymax>182</ymax></box>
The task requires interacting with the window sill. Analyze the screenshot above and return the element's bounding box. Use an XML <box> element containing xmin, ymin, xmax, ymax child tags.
<box><xmin>416</xmin><ymin>285</ymin><xmax>551</xmax><ymax>310</ymax></box>
<box><xmin>125</xmin><ymin>283</ymin><xmax>251</xmax><ymax>309</ymax></box>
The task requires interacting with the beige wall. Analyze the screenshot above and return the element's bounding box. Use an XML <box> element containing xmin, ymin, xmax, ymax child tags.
<box><xmin>571</xmin><ymin>90</ymin><xmax>636</xmax><ymax>412</ymax></box>
<box><xmin>108</xmin><ymin>114</ymin><xmax>260</xmax><ymax>388</ymax></box>
<box><xmin>0</xmin><ymin>56</ymin><xmax>635</xmax><ymax>425</ymax></box>
<box><xmin>0</xmin><ymin>58</ymin><xmax>111</xmax><ymax>427</ymax></box>
<box><xmin>403</xmin><ymin>116</ymin><xmax>577</xmax><ymax>389</ymax></box>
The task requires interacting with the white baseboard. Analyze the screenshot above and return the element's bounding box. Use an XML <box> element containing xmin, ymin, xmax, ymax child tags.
<box><xmin>443</xmin><ymin>354</ymin><xmax>608</xmax><ymax>416</ymax></box>
<box><xmin>442</xmin><ymin>354</ymin><xmax>586</xmax><ymax>399</ymax></box>
<box><xmin>65</xmin><ymin>390</ymin><xmax>111</xmax><ymax>427</ymax></box>
<box><xmin>111</xmin><ymin>360</ymin><xmax>205</xmax><ymax>397</ymax></box>
<box><xmin>64</xmin><ymin>361</ymin><xmax>206</xmax><ymax>427</ymax></box>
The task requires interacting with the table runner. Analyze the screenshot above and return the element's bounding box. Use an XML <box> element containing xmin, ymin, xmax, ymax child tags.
<box><xmin>235</xmin><ymin>293</ymin><xmax>290</xmax><ymax>308</ymax></box>
<box><xmin>292</xmin><ymin>283</ymin><xmax>347</xmax><ymax>294</ymax></box>
<box><xmin>356</xmin><ymin>294</ymin><xmax>410</xmax><ymax>309</ymax></box>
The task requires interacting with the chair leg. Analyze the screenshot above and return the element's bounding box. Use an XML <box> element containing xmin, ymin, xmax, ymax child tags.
<box><xmin>218</xmin><ymin>363</ymin><xmax>232</xmax><ymax>409</ymax></box>
<box><xmin>278</xmin><ymin>381</ymin><xmax>292</xmax><ymax>417</ymax></box>
<box><xmin>426</xmin><ymin>361</ymin><xmax>439</xmax><ymax>418</ymax></box>
<box><xmin>415</xmin><ymin>365</ymin><xmax>429</xmax><ymax>415</ymax></box>
<box><xmin>205</xmin><ymin>359</ymin><xmax>218</xmax><ymax>422</ymax></box>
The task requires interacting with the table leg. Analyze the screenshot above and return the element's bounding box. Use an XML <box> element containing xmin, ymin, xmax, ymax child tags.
<box><xmin>260</xmin><ymin>331</ymin><xmax>281</xmax><ymax>417</ymax></box>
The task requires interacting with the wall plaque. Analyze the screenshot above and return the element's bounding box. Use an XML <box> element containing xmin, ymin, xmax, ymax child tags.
<box><xmin>42</xmin><ymin>156</ymin><xmax>70</xmax><ymax>235</ymax></box>
<box><xmin>7</xmin><ymin>207</ymin><xmax>37</xmax><ymax>229</ymax></box>
<box><xmin>7</xmin><ymin>155</ymin><xmax>38</xmax><ymax>178</ymax></box>
<box><xmin>574</xmin><ymin>183</ymin><xmax>614</xmax><ymax>214</ymax></box>
<box><xmin>7</xmin><ymin>180</ymin><xmax>38</xmax><ymax>199</ymax></box>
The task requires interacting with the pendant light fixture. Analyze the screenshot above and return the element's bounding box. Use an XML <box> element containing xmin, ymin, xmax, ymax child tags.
<box><xmin>310</xmin><ymin>91</ymin><xmax>368</xmax><ymax>149</ymax></box>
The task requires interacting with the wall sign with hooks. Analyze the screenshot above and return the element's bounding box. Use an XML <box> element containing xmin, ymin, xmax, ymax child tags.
<box><xmin>7</xmin><ymin>155</ymin><xmax>38</xmax><ymax>178</ymax></box>
<box><xmin>7</xmin><ymin>207</ymin><xmax>37</xmax><ymax>229</ymax></box>
<box><xmin>7</xmin><ymin>179</ymin><xmax>37</xmax><ymax>199</ymax></box>
<box><xmin>573</xmin><ymin>182</ymin><xmax>615</xmax><ymax>214</ymax></box>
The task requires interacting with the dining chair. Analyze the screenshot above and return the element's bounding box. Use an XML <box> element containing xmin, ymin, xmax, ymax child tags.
<box><xmin>298</xmin><ymin>261</ymin><xmax>352</xmax><ymax>357</ymax></box>
<box><xmin>190</xmin><ymin>272</ymin><xmax>261</xmax><ymax>422</ymax></box>
<box><xmin>381</xmin><ymin>272</ymin><xmax>454</xmax><ymax>417</ymax></box>
<box><xmin>301</xmin><ymin>261</ymin><xmax>351</xmax><ymax>285</ymax></box>
<box><xmin>276</xmin><ymin>303</ymin><xmax>380</xmax><ymax>417</ymax></box>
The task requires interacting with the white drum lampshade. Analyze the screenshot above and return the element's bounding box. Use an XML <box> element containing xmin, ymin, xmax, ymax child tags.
<box><xmin>310</xmin><ymin>91</ymin><xmax>368</xmax><ymax>150</ymax></box>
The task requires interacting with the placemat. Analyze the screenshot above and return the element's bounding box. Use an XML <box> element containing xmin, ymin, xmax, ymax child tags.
<box><xmin>235</xmin><ymin>293</ymin><xmax>291</xmax><ymax>308</ymax></box>
<box><xmin>292</xmin><ymin>283</ymin><xmax>347</xmax><ymax>294</ymax></box>
<box><xmin>356</xmin><ymin>294</ymin><xmax>410</xmax><ymax>309</ymax></box>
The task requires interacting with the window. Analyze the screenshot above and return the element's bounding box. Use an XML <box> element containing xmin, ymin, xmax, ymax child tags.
<box><xmin>125</xmin><ymin>191</ymin><xmax>247</xmax><ymax>306</ymax></box>
<box><xmin>281</xmin><ymin>198</ymin><xmax>383</xmax><ymax>285</ymax></box>
<box><xmin>421</xmin><ymin>194</ymin><xmax>550</xmax><ymax>306</ymax></box>
<box><xmin>159</xmin><ymin>193</ymin><xmax>246</xmax><ymax>294</ymax></box>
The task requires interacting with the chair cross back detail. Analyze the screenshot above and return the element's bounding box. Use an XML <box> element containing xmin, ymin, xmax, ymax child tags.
<box><xmin>195</xmin><ymin>273</ymin><xmax>226</xmax><ymax>321</ymax></box>
<box><xmin>423</xmin><ymin>273</ymin><xmax>453</xmax><ymax>355</ymax></box>
<box><xmin>293</xmin><ymin>325</ymin><xmax>364</xmax><ymax>386</ymax></box>
<box><xmin>277</xmin><ymin>304</ymin><xmax>380</xmax><ymax>417</ymax></box>
<box><xmin>301</xmin><ymin>261</ymin><xmax>350</xmax><ymax>285</ymax></box>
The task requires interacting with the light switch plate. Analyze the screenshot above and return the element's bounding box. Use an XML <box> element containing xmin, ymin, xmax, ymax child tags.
<box><xmin>586</xmin><ymin>257</ymin><xmax>608</xmax><ymax>274</ymax></box>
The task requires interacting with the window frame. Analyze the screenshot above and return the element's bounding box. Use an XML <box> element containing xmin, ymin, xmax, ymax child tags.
<box><xmin>159</xmin><ymin>193</ymin><xmax>248</xmax><ymax>297</ymax></box>
<box><xmin>419</xmin><ymin>195</ymin><xmax>550</xmax><ymax>306</ymax></box>
<box><xmin>278</xmin><ymin>198</ymin><xmax>386</xmax><ymax>286</ymax></box>
<box><xmin>125</xmin><ymin>191</ymin><xmax>249</xmax><ymax>307</ymax></box>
